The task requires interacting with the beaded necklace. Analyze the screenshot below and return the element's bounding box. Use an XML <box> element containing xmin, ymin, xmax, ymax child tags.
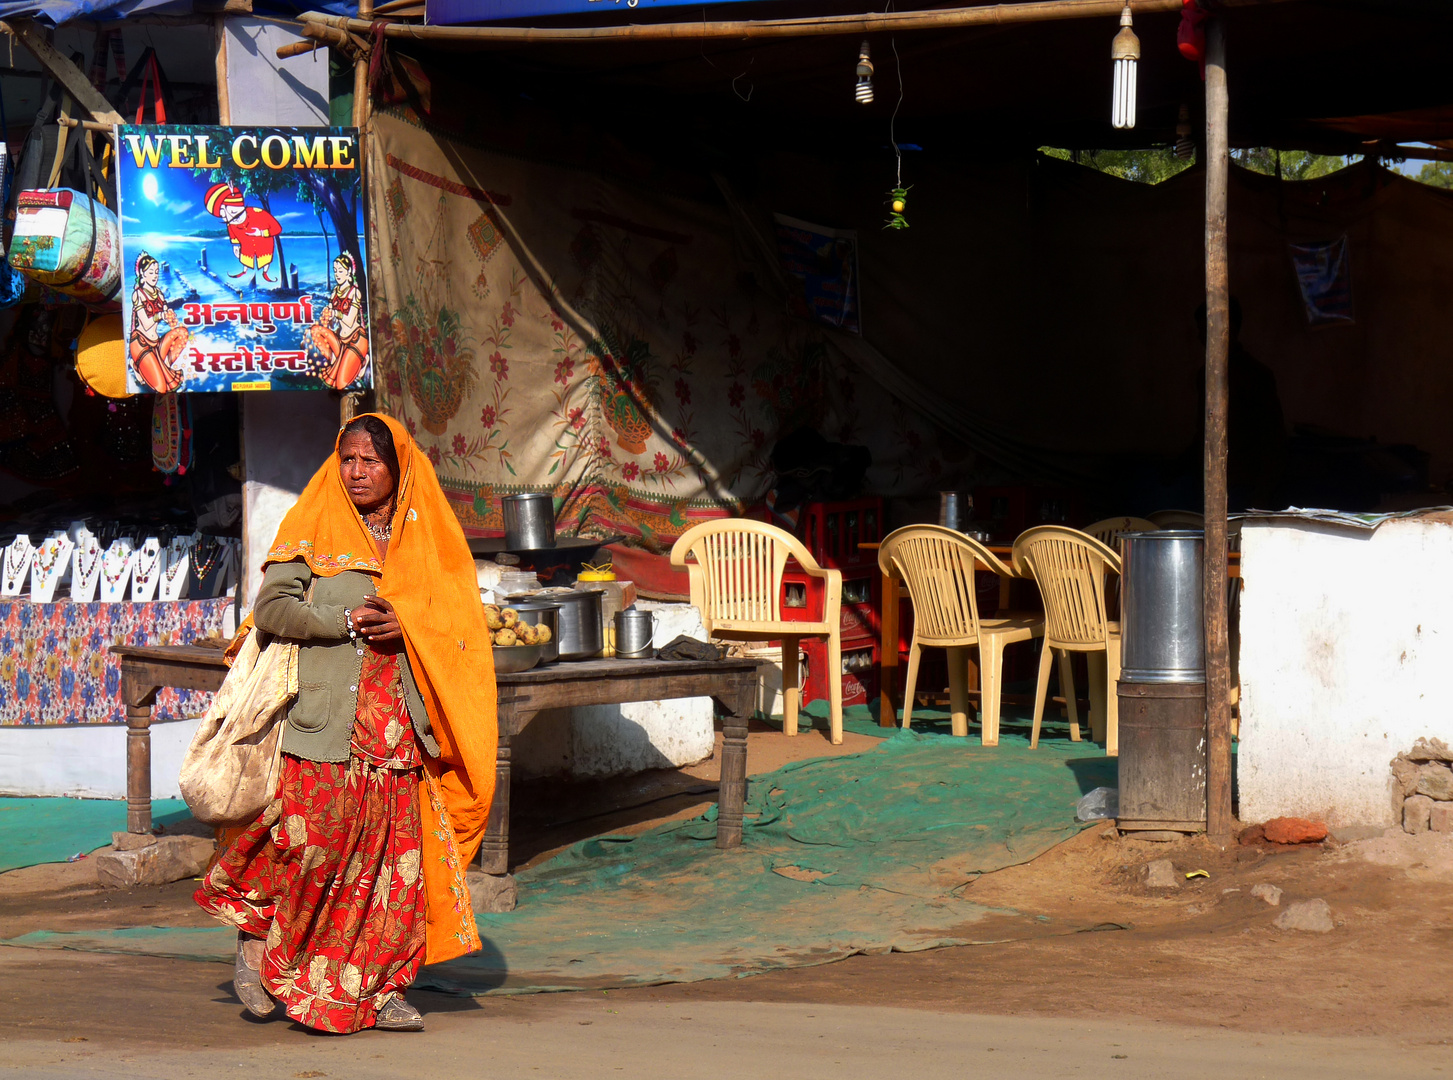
<box><xmin>4</xmin><ymin>539</ymin><xmax>31</xmax><ymax>585</ymax></box>
<box><xmin>162</xmin><ymin>546</ymin><xmax>189</xmax><ymax>587</ymax></box>
<box><xmin>132</xmin><ymin>543</ymin><xmax>161</xmax><ymax>588</ymax></box>
<box><xmin>191</xmin><ymin>537</ymin><xmax>221</xmax><ymax>581</ymax></box>
<box><xmin>72</xmin><ymin>540</ymin><xmax>101</xmax><ymax>584</ymax></box>
<box><xmin>31</xmin><ymin>539</ymin><xmax>66</xmax><ymax>580</ymax></box>
<box><xmin>101</xmin><ymin>544</ymin><xmax>133</xmax><ymax>586</ymax></box>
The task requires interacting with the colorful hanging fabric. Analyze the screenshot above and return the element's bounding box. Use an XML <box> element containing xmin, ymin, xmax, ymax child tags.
<box><xmin>151</xmin><ymin>392</ymin><xmax>192</xmax><ymax>476</ymax></box>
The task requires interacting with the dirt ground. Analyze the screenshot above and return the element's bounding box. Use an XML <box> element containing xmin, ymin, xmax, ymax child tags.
<box><xmin>3</xmin><ymin>722</ymin><xmax>1452</xmax><ymax>1075</ymax></box>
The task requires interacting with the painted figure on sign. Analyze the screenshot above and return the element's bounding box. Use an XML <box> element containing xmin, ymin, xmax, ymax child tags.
<box><xmin>129</xmin><ymin>252</ymin><xmax>189</xmax><ymax>392</ymax></box>
<box><xmin>308</xmin><ymin>253</ymin><xmax>370</xmax><ymax>390</ymax></box>
<box><xmin>205</xmin><ymin>182</ymin><xmax>283</xmax><ymax>283</ymax></box>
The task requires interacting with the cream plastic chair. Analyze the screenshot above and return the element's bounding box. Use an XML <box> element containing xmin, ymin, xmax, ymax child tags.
<box><xmin>1012</xmin><ymin>526</ymin><xmax>1122</xmax><ymax>756</ymax></box>
<box><xmin>1147</xmin><ymin>509</ymin><xmax>1204</xmax><ymax>529</ymax></box>
<box><xmin>670</xmin><ymin>519</ymin><xmax>844</xmax><ymax>744</ymax></box>
<box><xmin>1083</xmin><ymin>516</ymin><xmax>1158</xmax><ymax>555</ymax></box>
<box><xmin>878</xmin><ymin>525</ymin><xmax>1043</xmax><ymax>745</ymax></box>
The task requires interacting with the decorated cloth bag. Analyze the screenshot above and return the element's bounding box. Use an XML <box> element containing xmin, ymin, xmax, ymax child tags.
<box><xmin>7</xmin><ymin>129</ymin><xmax>121</xmax><ymax>309</ymax></box>
<box><xmin>178</xmin><ymin>625</ymin><xmax>299</xmax><ymax>826</ymax></box>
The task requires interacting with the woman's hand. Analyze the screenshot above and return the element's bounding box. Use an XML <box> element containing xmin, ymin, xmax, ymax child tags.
<box><xmin>350</xmin><ymin>596</ymin><xmax>403</xmax><ymax>645</ymax></box>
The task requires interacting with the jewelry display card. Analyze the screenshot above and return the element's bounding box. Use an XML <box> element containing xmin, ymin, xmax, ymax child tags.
<box><xmin>130</xmin><ymin>538</ymin><xmax>164</xmax><ymax>602</ymax></box>
<box><xmin>158</xmin><ymin>536</ymin><xmax>192</xmax><ymax>601</ymax></box>
<box><xmin>69</xmin><ymin>524</ymin><xmax>102</xmax><ymax>603</ymax></box>
<box><xmin>29</xmin><ymin>534</ymin><xmax>75</xmax><ymax>605</ymax></box>
<box><xmin>2</xmin><ymin>535</ymin><xmax>32</xmax><ymax>597</ymax></box>
<box><xmin>98</xmin><ymin>539</ymin><xmax>136</xmax><ymax>603</ymax></box>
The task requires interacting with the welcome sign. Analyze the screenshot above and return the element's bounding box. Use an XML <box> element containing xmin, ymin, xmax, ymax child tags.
<box><xmin>116</xmin><ymin>125</ymin><xmax>371</xmax><ymax>393</ymax></box>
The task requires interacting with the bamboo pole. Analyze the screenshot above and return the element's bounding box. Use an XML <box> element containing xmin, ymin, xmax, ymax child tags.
<box><xmin>1203</xmin><ymin>18</ymin><xmax>1234</xmax><ymax>844</ymax></box>
<box><xmin>281</xmin><ymin>0</ymin><xmax>1296</xmax><ymax>53</ymax></box>
<box><xmin>341</xmin><ymin>0</ymin><xmax>374</xmax><ymax>427</ymax></box>
<box><xmin>214</xmin><ymin>14</ymin><xmax>232</xmax><ymax>124</ymax></box>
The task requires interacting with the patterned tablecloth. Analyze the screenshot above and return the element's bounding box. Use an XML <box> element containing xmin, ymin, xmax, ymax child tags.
<box><xmin>0</xmin><ymin>598</ymin><xmax>231</xmax><ymax>725</ymax></box>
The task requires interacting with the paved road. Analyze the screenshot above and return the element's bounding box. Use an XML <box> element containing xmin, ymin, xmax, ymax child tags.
<box><xmin>5</xmin><ymin>972</ymin><xmax>1446</xmax><ymax>1080</ymax></box>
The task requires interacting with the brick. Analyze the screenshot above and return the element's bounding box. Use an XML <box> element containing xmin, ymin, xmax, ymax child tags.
<box><xmin>1404</xmin><ymin>794</ymin><xmax>1434</xmax><ymax>834</ymax></box>
<box><xmin>1262</xmin><ymin>817</ymin><xmax>1328</xmax><ymax>845</ymax></box>
<box><xmin>1430</xmin><ymin>802</ymin><xmax>1453</xmax><ymax>834</ymax></box>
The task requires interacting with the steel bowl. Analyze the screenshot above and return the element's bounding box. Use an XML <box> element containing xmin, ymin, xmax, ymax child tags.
<box><xmin>492</xmin><ymin>643</ymin><xmax>544</xmax><ymax>674</ymax></box>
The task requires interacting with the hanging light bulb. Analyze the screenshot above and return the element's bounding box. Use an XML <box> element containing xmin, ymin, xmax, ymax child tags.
<box><xmin>1110</xmin><ymin>4</ymin><xmax>1141</xmax><ymax>130</ymax></box>
<box><xmin>1174</xmin><ymin>103</ymin><xmax>1195</xmax><ymax>159</ymax></box>
<box><xmin>855</xmin><ymin>40</ymin><xmax>874</xmax><ymax>105</ymax></box>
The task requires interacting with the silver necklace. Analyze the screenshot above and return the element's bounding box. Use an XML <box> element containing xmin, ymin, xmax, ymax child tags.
<box><xmin>163</xmin><ymin>546</ymin><xmax>188</xmax><ymax>585</ymax></box>
<box><xmin>365</xmin><ymin>519</ymin><xmax>393</xmax><ymax>542</ymax></box>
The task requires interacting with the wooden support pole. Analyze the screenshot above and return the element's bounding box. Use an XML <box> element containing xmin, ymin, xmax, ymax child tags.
<box><xmin>0</xmin><ymin>18</ymin><xmax>124</xmax><ymax>124</ymax></box>
<box><xmin>214</xmin><ymin>14</ymin><xmax>232</xmax><ymax>124</ymax></box>
<box><xmin>352</xmin><ymin>0</ymin><xmax>372</xmax><ymax>129</ymax></box>
<box><xmin>1203</xmin><ymin>18</ymin><xmax>1234</xmax><ymax>843</ymax></box>
<box><xmin>281</xmin><ymin>0</ymin><xmax>1297</xmax><ymax>53</ymax></box>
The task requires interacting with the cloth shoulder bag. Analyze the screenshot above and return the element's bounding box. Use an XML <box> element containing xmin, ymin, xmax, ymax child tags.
<box><xmin>179</xmin><ymin>625</ymin><xmax>300</xmax><ymax>826</ymax></box>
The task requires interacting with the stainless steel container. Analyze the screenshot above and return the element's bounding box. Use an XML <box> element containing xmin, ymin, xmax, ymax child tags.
<box><xmin>524</xmin><ymin>589</ymin><xmax>602</xmax><ymax>661</ymax></box>
<box><xmin>503</xmin><ymin>598</ymin><xmax>561</xmax><ymax>664</ymax></box>
<box><xmin>1120</xmin><ymin>530</ymin><xmax>1205</xmax><ymax>683</ymax></box>
<box><xmin>501</xmin><ymin>493</ymin><xmax>556</xmax><ymax>550</ymax></box>
<box><xmin>938</xmin><ymin>491</ymin><xmax>969</xmax><ymax>532</ymax></box>
<box><xmin>614</xmin><ymin>607</ymin><xmax>655</xmax><ymax>659</ymax></box>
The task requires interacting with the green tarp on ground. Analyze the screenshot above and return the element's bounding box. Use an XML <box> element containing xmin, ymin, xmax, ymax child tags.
<box><xmin>0</xmin><ymin>797</ymin><xmax>192</xmax><ymax>873</ymax></box>
<box><xmin>4</xmin><ymin>728</ymin><xmax>1114</xmax><ymax>993</ymax></box>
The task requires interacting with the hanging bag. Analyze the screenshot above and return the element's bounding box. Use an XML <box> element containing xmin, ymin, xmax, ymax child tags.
<box><xmin>8</xmin><ymin>128</ymin><xmax>121</xmax><ymax>309</ymax></box>
<box><xmin>178</xmin><ymin>622</ymin><xmax>300</xmax><ymax>826</ymax></box>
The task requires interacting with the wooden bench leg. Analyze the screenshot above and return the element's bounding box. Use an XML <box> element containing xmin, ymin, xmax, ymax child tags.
<box><xmin>478</xmin><ymin>732</ymin><xmax>512</xmax><ymax>875</ymax></box>
<box><xmin>126</xmin><ymin>701</ymin><xmax>155</xmax><ymax>834</ymax></box>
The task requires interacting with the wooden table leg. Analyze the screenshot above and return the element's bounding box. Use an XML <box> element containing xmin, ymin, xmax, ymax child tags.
<box><xmin>714</xmin><ymin>674</ymin><xmax>756</xmax><ymax>850</ymax></box>
<box><xmin>879</xmin><ymin>566</ymin><xmax>899</xmax><ymax>728</ymax></box>
<box><xmin>125</xmin><ymin>699</ymin><xmax>156</xmax><ymax>834</ymax></box>
<box><xmin>478</xmin><ymin>730</ymin><xmax>512</xmax><ymax>875</ymax></box>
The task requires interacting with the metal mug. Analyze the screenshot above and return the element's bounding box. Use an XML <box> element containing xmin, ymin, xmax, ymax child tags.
<box><xmin>501</xmin><ymin>493</ymin><xmax>556</xmax><ymax>550</ymax></box>
<box><xmin>614</xmin><ymin>607</ymin><xmax>656</xmax><ymax>659</ymax></box>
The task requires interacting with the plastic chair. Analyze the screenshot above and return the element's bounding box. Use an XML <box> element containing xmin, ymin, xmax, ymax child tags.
<box><xmin>1147</xmin><ymin>509</ymin><xmax>1204</xmax><ymax>529</ymax></box>
<box><xmin>878</xmin><ymin>525</ymin><xmax>1044</xmax><ymax>745</ymax></box>
<box><xmin>1012</xmin><ymin>526</ymin><xmax>1123</xmax><ymax>756</ymax></box>
<box><xmin>670</xmin><ymin>519</ymin><xmax>844</xmax><ymax>744</ymax></box>
<box><xmin>1083</xmin><ymin>516</ymin><xmax>1158</xmax><ymax>555</ymax></box>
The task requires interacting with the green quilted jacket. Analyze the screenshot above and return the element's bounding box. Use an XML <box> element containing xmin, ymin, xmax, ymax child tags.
<box><xmin>253</xmin><ymin>560</ymin><xmax>438</xmax><ymax>763</ymax></box>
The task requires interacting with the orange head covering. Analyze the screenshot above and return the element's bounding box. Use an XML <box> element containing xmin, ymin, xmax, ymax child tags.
<box><xmin>265</xmin><ymin>413</ymin><xmax>496</xmax><ymax>964</ymax></box>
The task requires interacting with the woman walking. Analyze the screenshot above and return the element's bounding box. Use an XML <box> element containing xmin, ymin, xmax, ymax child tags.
<box><xmin>196</xmin><ymin>413</ymin><xmax>496</xmax><ymax>1033</ymax></box>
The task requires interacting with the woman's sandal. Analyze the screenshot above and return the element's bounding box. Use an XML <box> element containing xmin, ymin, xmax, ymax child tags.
<box><xmin>374</xmin><ymin>994</ymin><xmax>425</xmax><ymax>1032</ymax></box>
<box><xmin>234</xmin><ymin>932</ymin><xmax>276</xmax><ymax>1018</ymax></box>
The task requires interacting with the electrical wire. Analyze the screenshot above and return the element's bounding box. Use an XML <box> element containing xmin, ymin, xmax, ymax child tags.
<box><xmin>889</xmin><ymin>35</ymin><xmax>904</xmax><ymax>187</ymax></box>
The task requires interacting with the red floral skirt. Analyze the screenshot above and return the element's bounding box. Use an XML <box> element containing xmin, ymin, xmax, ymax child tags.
<box><xmin>196</xmin><ymin>645</ymin><xmax>426</xmax><ymax>1033</ymax></box>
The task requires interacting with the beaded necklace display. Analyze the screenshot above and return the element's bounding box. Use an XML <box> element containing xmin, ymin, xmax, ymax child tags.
<box><xmin>31</xmin><ymin>539</ymin><xmax>66</xmax><ymax>580</ymax></box>
<box><xmin>132</xmin><ymin>543</ymin><xmax>161</xmax><ymax>588</ymax></box>
<box><xmin>162</xmin><ymin>545</ymin><xmax>189</xmax><ymax>588</ymax></box>
<box><xmin>191</xmin><ymin>537</ymin><xmax>221</xmax><ymax>581</ymax></box>
<box><xmin>101</xmin><ymin>544</ymin><xmax>133</xmax><ymax>586</ymax></box>
<box><xmin>72</xmin><ymin>539</ymin><xmax>102</xmax><ymax>584</ymax></box>
<box><xmin>4</xmin><ymin>539</ymin><xmax>31</xmax><ymax>583</ymax></box>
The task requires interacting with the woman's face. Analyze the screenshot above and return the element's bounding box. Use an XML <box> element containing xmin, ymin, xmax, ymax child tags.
<box><xmin>338</xmin><ymin>432</ymin><xmax>396</xmax><ymax>511</ymax></box>
<box><xmin>334</xmin><ymin>261</ymin><xmax>348</xmax><ymax>286</ymax></box>
<box><xmin>142</xmin><ymin>262</ymin><xmax>159</xmax><ymax>287</ymax></box>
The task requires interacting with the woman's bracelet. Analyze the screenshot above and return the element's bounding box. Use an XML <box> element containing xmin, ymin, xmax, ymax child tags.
<box><xmin>346</xmin><ymin>609</ymin><xmax>357</xmax><ymax>641</ymax></box>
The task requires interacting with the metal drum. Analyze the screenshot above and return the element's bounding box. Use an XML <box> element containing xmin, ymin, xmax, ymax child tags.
<box><xmin>1120</xmin><ymin>530</ymin><xmax>1205</xmax><ymax>683</ymax></box>
<box><xmin>501</xmin><ymin>493</ymin><xmax>556</xmax><ymax>550</ymax></box>
<box><xmin>515</xmin><ymin>589</ymin><xmax>602</xmax><ymax>661</ymax></box>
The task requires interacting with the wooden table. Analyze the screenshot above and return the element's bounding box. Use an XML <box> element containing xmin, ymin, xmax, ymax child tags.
<box><xmin>111</xmin><ymin>645</ymin><xmax>230</xmax><ymax>834</ymax></box>
<box><xmin>483</xmin><ymin>656</ymin><xmax>761</xmax><ymax>874</ymax></box>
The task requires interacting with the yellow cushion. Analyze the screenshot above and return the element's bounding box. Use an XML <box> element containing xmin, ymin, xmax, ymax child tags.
<box><xmin>76</xmin><ymin>314</ymin><xmax>132</xmax><ymax>399</ymax></box>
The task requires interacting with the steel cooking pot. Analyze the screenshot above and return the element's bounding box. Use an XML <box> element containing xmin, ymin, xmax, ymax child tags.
<box><xmin>501</xmin><ymin>493</ymin><xmax>556</xmax><ymax>550</ymax></box>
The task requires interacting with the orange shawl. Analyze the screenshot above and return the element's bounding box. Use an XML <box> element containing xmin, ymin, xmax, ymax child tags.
<box><xmin>264</xmin><ymin>412</ymin><xmax>494</xmax><ymax>965</ymax></box>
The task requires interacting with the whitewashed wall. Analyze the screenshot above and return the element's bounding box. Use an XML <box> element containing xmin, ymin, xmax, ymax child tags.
<box><xmin>0</xmin><ymin>719</ymin><xmax>199</xmax><ymax>800</ymax></box>
<box><xmin>1238</xmin><ymin>518</ymin><xmax>1453</xmax><ymax>826</ymax></box>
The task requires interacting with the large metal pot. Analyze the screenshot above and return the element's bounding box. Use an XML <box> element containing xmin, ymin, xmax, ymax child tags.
<box><xmin>514</xmin><ymin>589</ymin><xmax>601</xmax><ymax>661</ymax></box>
<box><xmin>501</xmin><ymin>493</ymin><xmax>556</xmax><ymax>550</ymax></box>
<box><xmin>504</xmin><ymin>598</ymin><xmax>561</xmax><ymax>664</ymax></box>
<box><xmin>1120</xmin><ymin>530</ymin><xmax>1205</xmax><ymax>683</ymax></box>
